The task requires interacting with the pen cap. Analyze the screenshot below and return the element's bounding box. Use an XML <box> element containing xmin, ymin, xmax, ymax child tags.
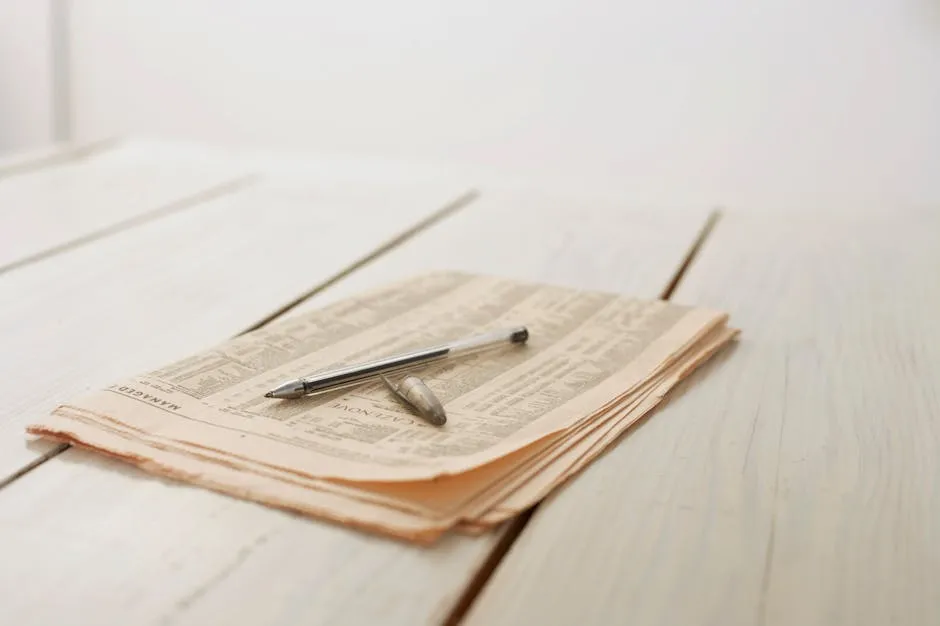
<box><xmin>447</xmin><ymin>325</ymin><xmax>528</xmax><ymax>357</ymax></box>
<box><xmin>397</xmin><ymin>375</ymin><xmax>447</xmax><ymax>426</ymax></box>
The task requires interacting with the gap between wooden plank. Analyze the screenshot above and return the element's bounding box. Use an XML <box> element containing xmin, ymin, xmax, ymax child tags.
<box><xmin>0</xmin><ymin>446</ymin><xmax>65</xmax><ymax>491</ymax></box>
<box><xmin>0</xmin><ymin>137</ymin><xmax>117</xmax><ymax>179</ymax></box>
<box><xmin>241</xmin><ymin>189</ymin><xmax>478</xmax><ymax>333</ymax></box>
<box><xmin>443</xmin><ymin>207</ymin><xmax>725</xmax><ymax>626</ymax></box>
<box><xmin>0</xmin><ymin>189</ymin><xmax>478</xmax><ymax>493</ymax></box>
<box><xmin>660</xmin><ymin>209</ymin><xmax>722</xmax><ymax>300</ymax></box>
<box><xmin>0</xmin><ymin>174</ymin><xmax>257</xmax><ymax>277</ymax></box>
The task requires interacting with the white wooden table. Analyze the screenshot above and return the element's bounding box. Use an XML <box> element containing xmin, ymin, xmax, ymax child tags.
<box><xmin>0</xmin><ymin>140</ymin><xmax>936</xmax><ymax>625</ymax></box>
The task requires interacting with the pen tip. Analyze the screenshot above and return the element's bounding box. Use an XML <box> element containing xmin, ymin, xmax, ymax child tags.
<box><xmin>264</xmin><ymin>392</ymin><xmax>275</xmax><ymax>398</ymax></box>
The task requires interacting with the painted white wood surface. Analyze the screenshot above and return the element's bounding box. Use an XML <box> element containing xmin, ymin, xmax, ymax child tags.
<box><xmin>0</xmin><ymin>190</ymin><xmax>711</xmax><ymax>625</ymax></box>
<box><xmin>0</xmin><ymin>140</ymin><xmax>249</xmax><ymax>272</ymax></box>
<box><xmin>0</xmin><ymin>171</ymin><xmax>469</xmax><ymax>482</ymax></box>
<box><xmin>464</xmin><ymin>211</ymin><xmax>940</xmax><ymax>626</ymax></box>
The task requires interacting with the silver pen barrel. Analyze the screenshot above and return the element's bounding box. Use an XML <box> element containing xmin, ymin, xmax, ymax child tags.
<box><xmin>446</xmin><ymin>325</ymin><xmax>528</xmax><ymax>357</ymax></box>
<box><xmin>265</xmin><ymin>325</ymin><xmax>528</xmax><ymax>399</ymax></box>
<box><xmin>301</xmin><ymin>345</ymin><xmax>450</xmax><ymax>395</ymax></box>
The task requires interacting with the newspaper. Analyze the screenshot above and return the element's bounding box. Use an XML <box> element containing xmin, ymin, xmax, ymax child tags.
<box><xmin>28</xmin><ymin>271</ymin><xmax>736</xmax><ymax>543</ymax></box>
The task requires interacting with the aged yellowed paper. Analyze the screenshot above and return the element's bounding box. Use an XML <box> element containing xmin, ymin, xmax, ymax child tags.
<box><xmin>28</xmin><ymin>271</ymin><xmax>736</xmax><ymax>543</ymax></box>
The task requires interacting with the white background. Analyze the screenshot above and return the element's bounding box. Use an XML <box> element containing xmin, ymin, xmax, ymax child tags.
<box><xmin>3</xmin><ymin>0</ymin><xmax>940</xmax><ymax>210</ymax></box>
<box><xmin>0</xmin><ymin>0</ymin><xmax>54</xmax><ymax>151</ymax></box>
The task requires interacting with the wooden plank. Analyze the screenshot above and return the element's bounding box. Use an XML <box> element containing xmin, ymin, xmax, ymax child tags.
<box><xmin>0</xmin><ymin>190</ymin><xmax>711</xmax><ymax>626</ymax></box>
<box><xmin>0</xmin><ymin>140</ymin><xmax>249</xmax><ymax>273</ymax></box>
<box><xmin>287</xmin><ymin>190</ymin><xmax>708</xmax><ymax>314</ymax></box>
<box><xmin>463</xmin><ymin>211</ymin><xmax>940</xmax><ymax>626</ymax></box>
<box><xmin>0</xmin><ymin>178</ymin><xmax>471</xmax><ymax>482</ymax></box>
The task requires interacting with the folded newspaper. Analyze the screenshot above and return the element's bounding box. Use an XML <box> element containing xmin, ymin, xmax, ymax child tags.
<box><xmin>27</xmin><ymin>271</ymin><xmax>737</xmax><ymax>544</ymax></box>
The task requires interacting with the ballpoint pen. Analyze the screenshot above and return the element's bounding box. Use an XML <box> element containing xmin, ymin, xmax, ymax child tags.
<box><xmin>264</xmin><ymin>325</ymin><xmax>529</xmax><ymax>400</ymax></box>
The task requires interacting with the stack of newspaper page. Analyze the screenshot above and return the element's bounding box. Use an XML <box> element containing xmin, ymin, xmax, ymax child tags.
<box><xmin>27</xmin><ymin>271</ymin><xmax>737</xmax><ymax>544</ymax></box>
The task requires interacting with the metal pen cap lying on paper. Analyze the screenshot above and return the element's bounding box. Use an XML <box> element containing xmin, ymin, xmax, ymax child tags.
<box><xmin>264</xmin><ymin>325</ymin><xmax>529</xmax><ymax>400</ymax></box>
<box><xmin>381</xmin><ymin>375</ymin><xmax>447</xmax><ymax>426</ymax></box>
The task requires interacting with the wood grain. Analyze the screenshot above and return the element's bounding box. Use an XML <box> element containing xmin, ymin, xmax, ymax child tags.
<box><xmin>463</xmin><ymin>211</ymin><xmax>940</xmax><ymax>626</ymax></box>
<box><xmin>0</xmin><ymin>176</ymin><xmax>470</xmax><ymax>482</ymax></box>
<box><xmin>0</xmin><ymin>189</ymin><xmax>711</xmax><ymax>625</ymax></box>
<box><xmin>0</xmin><ymin>140</ymin><xmax>249</xmax><ymax>272</ymax></box>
